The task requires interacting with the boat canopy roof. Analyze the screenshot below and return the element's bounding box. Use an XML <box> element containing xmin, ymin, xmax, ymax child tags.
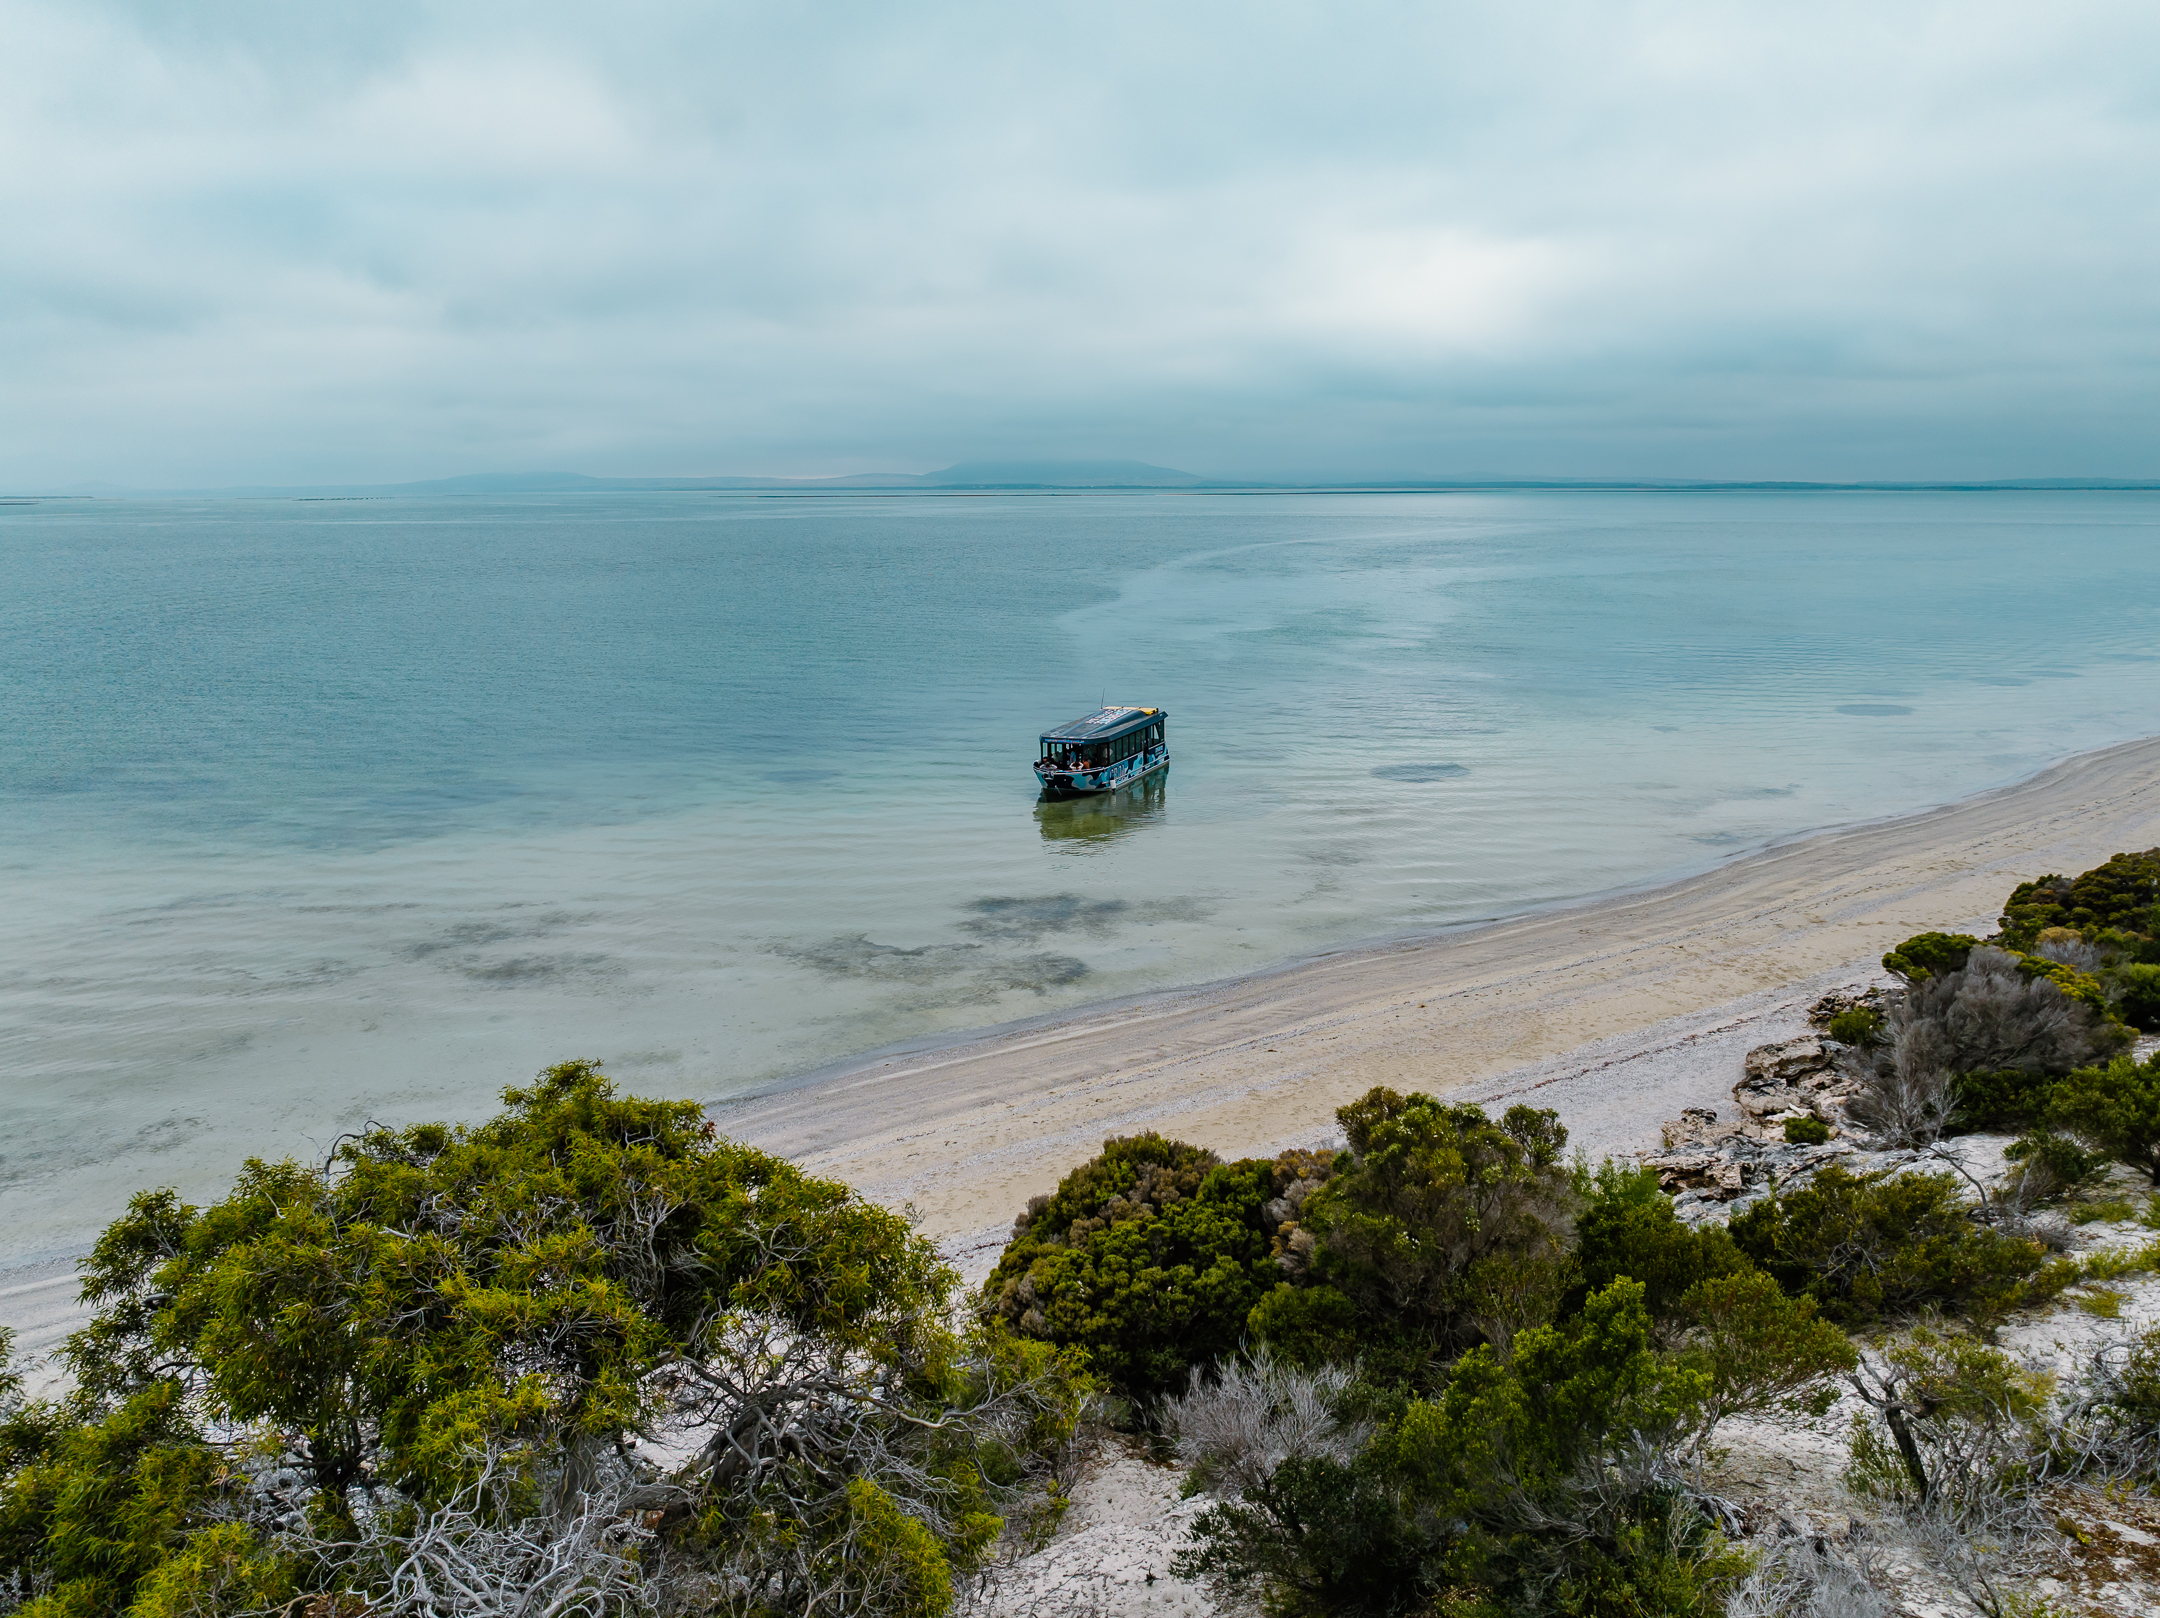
<box><xmin>1040</xmin><ymin>706</ymin><xmax>1165</xmax><ymax>744</ymax></box>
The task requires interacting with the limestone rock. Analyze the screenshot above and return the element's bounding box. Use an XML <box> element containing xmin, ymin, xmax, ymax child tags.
<box><xmin>1742</xmin><ymin>1035</ymin><xmax>1838</xmax><ymax>1089</ymax></box>
<box><xmin>1660</xmin><ymin>1107</ymin><xmax>1728</xmax><ymax>1150</ymax></box>
<box><xmin>1732</xmin><ymin>1037</ymin><xmax>1863</xmax><ymax>1138</ymax></box>
<box><xmin>1806</xmin><ymin>985</ymin><xmax>1889</xmax><ymax>1027</ymax></box>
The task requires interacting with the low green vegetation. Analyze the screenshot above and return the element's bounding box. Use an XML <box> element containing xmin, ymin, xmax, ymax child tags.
<box><xmin>986</xmin><ymin>1092</ymin><xmax>2032</xmax><ymax>1616</ymax></box>
<box><xmin>1881</xmin><ymin>930</ymin><xmax>1980</xmax><ymax>983</ymax></box>
<box><xmin>0</xmin><ymin>1064</ymin><xmax>1087</xmax><ymax>1618</ymax></box>
<box><xmin>1825</xmin><ymin>1004</ymin><xmax>1885</xmax><ymax>1046</ymax></box>
<box><xmin>2046</xmin><ymin>1050</ymin><xmax>2160</xmax><ymax>1183</ymax></box>
<box><xmin>1566</xmin><ymin>1161</ymin><xmax>1747</xmax><ymax>1324</ymax></box>
<box><xmin>981</xmin><ymin>1133</ymin><xmax>1326</xmax><ymax>1401</ymax></box>
<box><xmin>1997</xmin><ymin>848</ymin><xmax>2160</xmax><ymax>953</ymax></box>
<box><xmin>1296</xmin><ymin>1091</ymin><xmax>1576</xmax><ymax>1366</ymax></box>
<box><xmin>1727</xmin><ymin>1162</ymin><xmax>2071</xmax><ymax>1325</ymax></box>
<box><xmin>1854</xmin><ymin>850</ymin><xmax>2159</xmax><ymax>1168</ymax></box>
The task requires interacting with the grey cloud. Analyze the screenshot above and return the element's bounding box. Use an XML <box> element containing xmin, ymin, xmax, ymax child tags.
<box><xmin>4</xmin><ymin>1</ymin><xmax>2159</xmax><ymax>484</ymax></box>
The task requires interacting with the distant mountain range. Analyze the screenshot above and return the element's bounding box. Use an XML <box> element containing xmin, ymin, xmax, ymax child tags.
<box><xmin>30</xmin><ymin>462</ymin><xmax>2160</xmax><ymax>498</ymax></box>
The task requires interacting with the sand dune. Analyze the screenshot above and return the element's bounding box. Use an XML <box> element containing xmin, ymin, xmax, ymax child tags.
<box><xmin>713</xmin><ymin>733</ymin><xmax>2160</xmax><ymax>1272</ymax></box>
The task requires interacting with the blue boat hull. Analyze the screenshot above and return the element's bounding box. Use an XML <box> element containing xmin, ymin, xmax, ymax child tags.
<box><xmin>1035</xmin><ymin>745</ymin><xmax>1170</xmax><ymax>799</ymax></box>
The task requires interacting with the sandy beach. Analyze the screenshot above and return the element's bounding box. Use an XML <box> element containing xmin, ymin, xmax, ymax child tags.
<box><xmin>8</xmin><ymin>732</ymin><xmax>2160</xmax><ymax>1370</ymax></box>
<box><xmin>713</xmin><ymin>732</ymin><xmax>2160</xmax><ymax>1274</ymax></box>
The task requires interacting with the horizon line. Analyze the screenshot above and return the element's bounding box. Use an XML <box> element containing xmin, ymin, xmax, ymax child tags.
<box><xmin>19</xmin><ymin>470</ymin><xmax>2160</xmax><ymax>499</ymax></box>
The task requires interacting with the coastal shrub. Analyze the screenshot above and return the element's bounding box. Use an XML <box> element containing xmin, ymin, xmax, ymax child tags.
<box><xmin>1164</xmin><ymin>1352</ymin><xmax>1373</xmax><ymax>1502</ymax></box>
<box><xmin>2002</xmin><ymin>1129</ymin><xmax>2109</xmax><ymax>1208</ymax></box>
<box><xmin>1728</xmin><ymin>1162</ymin><xmax>2068</xmax><ymax>1324</ymax></box>
<box><xmin>983</xmin><ymin>1135</ymin><xmax>1326</xmax><ymax>1400</ymax></box>
<box><xmin>1246</xmin><ymin>1283</ymin><xmax>1364</xmax><ymax>1371</ymax></box>
<box><xmin>1950</xmin><ymin>1065</ymin><xmax>2056</xmax><ymax>1132</ymax></box>
<box><xmin>2030</xmin><ymin>1322</ymin><xmax>2160</xmax><ymax>1486</ymax></box>
<box><xmin>1382</xmin><ymin>1280</ymin><xmax>1741</xmax><ymax>1616</ymax></box>
<box><xmin>0</xmin><ymin>1380</ymin><xmax>261</xmax><ymax>1618</ymax></box>
<box><xmin>1299</xmin><ymin>1090</ymin><xmax>1577</xmax><ymax>1359</ymax></box>
<box><xmin>1850</xmin><ymin>1016</ymin><xmax>1954</xmax><ymax>1146</ymax></box>
<box><xmin>2113</xmin><ymin>1324</ymin><xmax>2160</xmax><ymax>1419</ymax></box>
<box><xmin>1675</xmin><ymin>1269</ymin><xmax>1855</xmax><ymax>1430</ymax></box>
<box><xmin>1844</xmin><ymin>1328</ymin><xmax>2052</xmax><ymax>1507</ymax></box>
<box><xmin>1172</xmin><ymin>1449</ymin><xmax>1442</xmax><ymax>1618</ymax></box>
<box><xmin>1826</xmin><ymin>1005</ymin><xmax>1885</xmax><ymax>1047</ymax></box>
<box><xmin>1858</xmin><ymin>947</ymin><xmax>2128</xmax><ymax>1145</ymax></box>
<box><xmin>1175</xmin><ymin>1274</ymin><xmax>1851</xmax><ymax>1618</ymax></box>
<box><xmin>2047</xmin><ymin>1049</ymin><xmax>2160</xmax><ymax>1183</ymax></box>
<box><xmin>1179</xmin><ymin>1281</ymin><xmax>1752</xmax><ymax>1618</ymax></box>
<box><xmin>2012</xmin><ymin>948</ymin><xmax>2116</xmax><ymax>1017</ymax></box>
<box><xmin>2108</xmin><ymin>961</ymin><xmax>2160</xmax><ymax>1030</ymax></box>
<box><xmin>1998</xmin><ymin>849</ymin><xmax>2160</xmax><ymax>951</ymax></box>
<box><xmin>32</xmin><ymin>1063</ymin><xmax>1087</xmax><ymax>1618</ymax></box>
<box><xmin>1565</xmin><ymin>1162</ymin><xmax>1748</xmax><ymax>1326</ymax></box>
<box><xmin>1783</xmin><ymin>1114</ymin><xmax>1831</xmax><ymax>1145</ymax></box>
<box><xmin>1881</xmin><ymin>931</ymin><xmax>1980</xmax><ymax>984</ymax></box>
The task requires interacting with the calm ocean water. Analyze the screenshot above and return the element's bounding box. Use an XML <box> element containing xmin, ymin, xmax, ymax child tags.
<box><xmin>4</xmin><ymin>489</ymin><xmax>2158</xmax><ymax>1264</ymax></box>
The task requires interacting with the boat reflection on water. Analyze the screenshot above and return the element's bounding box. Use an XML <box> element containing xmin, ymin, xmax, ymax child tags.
<box><xmin>1034</xmin><ymin>769</ymin><xmax>1169</xmax><ymax>845</ymax></box>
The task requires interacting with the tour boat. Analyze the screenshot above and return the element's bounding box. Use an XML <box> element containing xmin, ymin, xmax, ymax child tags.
<box><xmin>1034</xmin><ymin>707</ymin><xmax>1169</xmax><ymax>799</ymax></box>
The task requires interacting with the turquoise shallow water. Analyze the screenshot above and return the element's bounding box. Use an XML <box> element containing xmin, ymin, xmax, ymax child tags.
<box><xmin>3</xmin><ymin>488</ymin><xmax>2158</xmax><ymax>1263</ymax></box>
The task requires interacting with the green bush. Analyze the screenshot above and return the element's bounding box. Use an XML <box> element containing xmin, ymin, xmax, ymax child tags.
<box><xmin>2108</xmin><ymin>961</ymin><xmax>2160</xmax><ymax>1031</ymax></box>
<box><xmin>1729</xmin><ymin>1162</ymin><xmax>2068</xmax><ymax>1324</ymax></box>
<box><xmin>1783</xmin><ymin>1114</ymin><xmax>1831</xmax><ymax>1145</ymax></box>
<box><xmin>1951</xmin><ymin>1066</ymin><xmax>2059</xmax><ymax>1132</ymax></box>
<box><xmin>0</xmin><ymin>1381</ymin><xmax>269</xmax><ymax>1618</ymax></box>
<box><xmin>1826</xmin><ymin>1006</ymin><xmax>1885</xmax><ymax>1046</ymax></box>
<box><xmin>1882</xmin><ymin>931</ymin><xmax>1979</xmax><ymax>984</ymax></box>
<box><xmin>1566</xmin><ymin>1163</ymin><xmax>1748</xmax><ymax>1324</ymax></box>
<box><xmin>1300</xmin><ymin>1091</ymin><xmax>1577</xmax><ymax>1361</ymax></box>
<box><xmin>1171</xmin><ymin>1450</ymin><xmax>1444</xmax><ymax>1618</ymax></box>
<box><xmin>2003</xmin><ymin>1129</ymin><xmax>2109</xmax><ymax>1204</ymax></box>
<box><xmin>2100</xmin><ymin>1323</ymin><xmax>2160</xmax><ymax>1430</ymax></box>
<box><xmin>2014</xmin><ymin>949</ymin><xmax>2116</xmax><ymax>1017</ymax></box>
<box><xmin>1675</xmin><ymin>1269</ymin><xmax>1855</xmax><ymax>1428</ymax></box>
<box><xmin>983</xmin><ymin>1136</ymin><xmax>1322</xmax><ymax>1400</ymax></box>
<box><xmin>18</xmin><ymin>1064</ymin><xmax>1086</xmax><ymax>1618</ymax></box>
<box><xmin>2048</xmin><ymin>1049</ymin><xmax>2160</xmax><ymax>1184</ymax></box>
<box><xmin>1182</xmin><ymin>1281</ymin><xmax>1755</xmax><ymax>1618</ymax></box>
<box><xmin>1844</xmin><ymin>1328</ymin><xmax>2051</xmax><ymax>1504</ymax></box>
<box><xmin>1877</xmin><ymin>948</ymin><xmax>2128</xmax><ymax>1134</ymax></box>
<box><xmin>1999</xmin><ymin>850</ymin><xmax>2160</xmax><ymax>951</ymax></box>
<box><xmin>1385</xmin><ymin>1281</ymin><xmax>1744</xmax><ymax>1617</ymax></box>
<box><xmin>1245</xmin><ymin>1283</ymin><xmax>1364</xmax><ymax>1371</ymax></box>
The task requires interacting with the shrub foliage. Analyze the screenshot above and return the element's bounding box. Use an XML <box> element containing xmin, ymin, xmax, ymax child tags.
<box><xmin>981</xmin><ymin>1135</ymin><xmax>1329</xmax><ymax>1400</ymax></box>
<box><xmin>2048</xmin><ymin>1049</ymin><xmax>2160</xmax><ymax>1183</ymax></box>
<box><xmin>1998</xmin><ymin>848</ymin><xmax>2160</xmax><ymax>951</ymax></box>
<box><xmin>1728</xmin><ymin>1162</ymin><xmax>2068</xmax><ymax>1324</ymax></box>
<box><xmin>1</xmin><ymin>1063</ymin><xmax>1088</xmax><ymax>1618</ymax></box>
<box><xmin>1300</xmin><ymin>1093</ymin><xmax>1576</xmax><ymax>1359</ymax></box>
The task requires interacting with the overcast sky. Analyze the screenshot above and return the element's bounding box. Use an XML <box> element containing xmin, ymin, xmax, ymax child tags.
<box><xmin>6</xmin><ymin>1</ymin><xmax>2157</xmax><ymax>485</ymax></box>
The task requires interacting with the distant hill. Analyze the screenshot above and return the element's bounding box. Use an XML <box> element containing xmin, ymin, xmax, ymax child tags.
<box><xmin>916</xmin><ymin>460</ymin><xmax>1203</xmax><ymax>487</ymax></box>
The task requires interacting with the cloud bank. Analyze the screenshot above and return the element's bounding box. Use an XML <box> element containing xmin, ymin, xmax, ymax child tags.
<box><xmin>5</xmin><ymin>0</ymin><xmax>2157</xmax><ymax>484</ymax></box>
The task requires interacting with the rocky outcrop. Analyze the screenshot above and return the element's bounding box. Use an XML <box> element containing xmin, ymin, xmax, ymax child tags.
<box><xmin>1806</xmin><ymin>985</ymin><xmax>1889</xmax><ymax>1026</ymax></box>
<box><xmin>1642</xmin><ymin>1113</ymin><xmax>1849</xmax><ymax>1216</ymax></box>
<box><xmin>1638</xmin><ymin>1022</ymin><xmax>1883</xmax><ymax>1220</ymax></box>
<box><xmin>1730</xmin><ymin>1035</ymin><xmax>1864</xmax><ymax>1138</ymax></box>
